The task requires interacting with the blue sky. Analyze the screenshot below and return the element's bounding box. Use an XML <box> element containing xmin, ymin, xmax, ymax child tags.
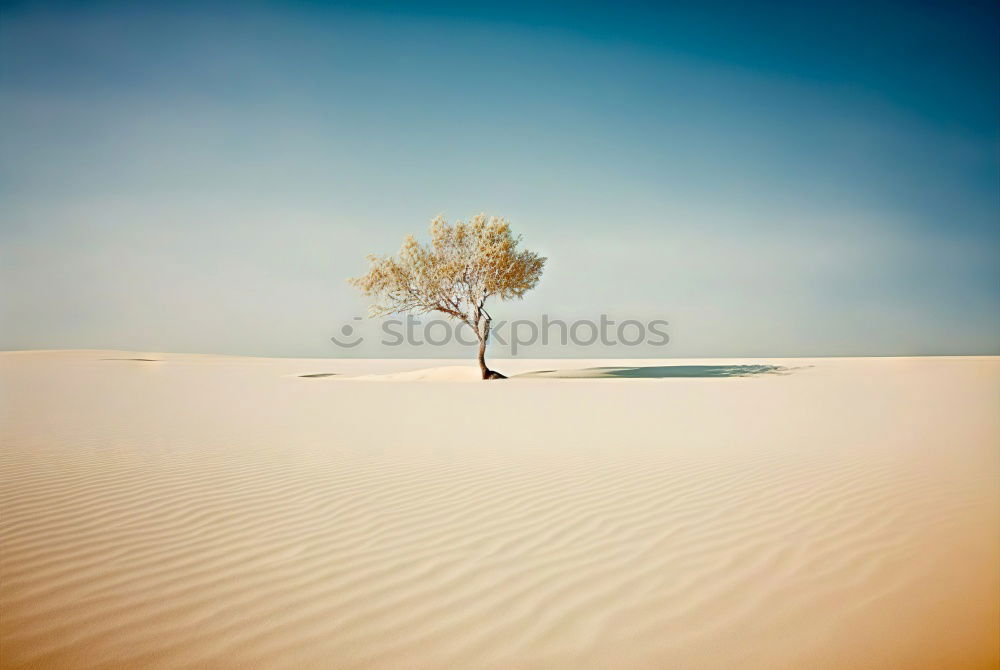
<box><xmin>1</xmin><ymin>1</ymin><xmax>997</xmax><ymax>357</ymax></box>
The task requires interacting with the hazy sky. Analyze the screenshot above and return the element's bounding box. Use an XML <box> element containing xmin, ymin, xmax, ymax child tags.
<box><xmin>2</xmin><ymin>1</ymin><xmax>997</xmax><ymax>358</ymax></box>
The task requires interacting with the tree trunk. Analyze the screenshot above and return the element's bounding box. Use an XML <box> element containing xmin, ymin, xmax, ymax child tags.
<box><xmin>476</xmin><ymin>315</ymin><xmax>491</xmax><ymax>379</ymax></box>
<box><xmin>475</xmin><ymin>315</ymin><xmax>506</xmax><ymax>380</ymax></box>
<box><xmin>477</xmin><ymin>333</ymin><xmax>489</xmax><ymax>379</ymax></box>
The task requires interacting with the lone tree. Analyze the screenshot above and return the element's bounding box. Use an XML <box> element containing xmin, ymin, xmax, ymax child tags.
<box><xmin>349</xmin><ymin>214</ymin><xmax>546</xmax><ymax>380</ymax></box>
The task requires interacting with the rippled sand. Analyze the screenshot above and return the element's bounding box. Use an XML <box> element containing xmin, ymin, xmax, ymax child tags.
<box><xmin>1</xmin><ymin>352</ymin><xmax>997</xmax><ymax>668</ymax></box>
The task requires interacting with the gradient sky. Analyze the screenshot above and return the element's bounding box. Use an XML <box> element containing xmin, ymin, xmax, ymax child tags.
<box><xmin>1</xmin><ymin>0</ymin><xmax>998</xmax><ymax>358</ymax></box>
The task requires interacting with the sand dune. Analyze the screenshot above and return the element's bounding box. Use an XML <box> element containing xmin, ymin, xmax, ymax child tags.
<box><xmin>349</xmin><ymin>365</ymin><xmax>485</xmax><ymax>382</ymax></box>
<box><xmin>1</xmin><ymin>352</ymin><xmax>997</xmax><ymax>668</ymax></box>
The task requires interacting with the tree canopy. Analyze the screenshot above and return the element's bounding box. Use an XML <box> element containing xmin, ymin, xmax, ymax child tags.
<box><xmin>350</xmin><ymin>214</ymin><xmax>545</xmax><ymax>326</ymax></box>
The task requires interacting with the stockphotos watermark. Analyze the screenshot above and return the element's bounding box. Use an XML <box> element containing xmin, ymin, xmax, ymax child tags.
<box><xmin>331</xmin><ymin>315</ymin><xmax>670</xmax><ymax>355</ymax></box>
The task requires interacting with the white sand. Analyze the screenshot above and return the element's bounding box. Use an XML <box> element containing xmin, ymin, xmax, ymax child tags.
<box><xmin>1</xmin><ymin>351</ymin><xmax>997</xmax><ymax>669</ymax></box>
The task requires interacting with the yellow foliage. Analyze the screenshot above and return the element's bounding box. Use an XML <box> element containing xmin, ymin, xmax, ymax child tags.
<box><xmin>348</xmin><ymin>214</ymin><xmax>546</xmax><ymax>333</ymax></box>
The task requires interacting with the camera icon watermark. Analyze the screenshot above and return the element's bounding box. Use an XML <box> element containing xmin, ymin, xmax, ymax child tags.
<box><xmin>329</xmin><ymin>317</ymin><xmax>365</xmax><ymax>348</ymax></box>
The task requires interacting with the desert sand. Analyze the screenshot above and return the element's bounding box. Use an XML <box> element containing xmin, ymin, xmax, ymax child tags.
<box><xmin>1</xmin><ymin>351</ymin><xmax>997</xmax><ymax>669</ymax></box>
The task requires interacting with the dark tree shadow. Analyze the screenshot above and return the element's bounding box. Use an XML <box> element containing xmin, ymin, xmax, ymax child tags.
<box><xmin>517</xmin><ymin>364</ymin><xmax>792</xmax><ymax>379</ymax></box>
<box><xmin>298</xmin><ymin>372</ymin><xmax>338</xmax><ymax>378</ymax></box>
<box><xmin>591</xmin><ymin>364</ymin><xmax>786</xmax><ymax>378</ymax></box>
<box><xmin>102</xmin><ymin>358</ymin><xmax>160</xmax><ymax>362</ymax></box>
